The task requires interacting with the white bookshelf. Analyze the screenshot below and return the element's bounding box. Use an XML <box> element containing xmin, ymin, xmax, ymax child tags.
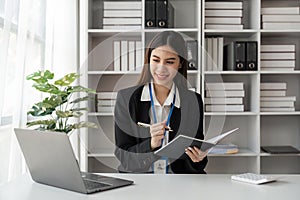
<box><xmin>79</xmin><ymin>0</ymin><xmax>300</xmax><ymax>174</ymax></box>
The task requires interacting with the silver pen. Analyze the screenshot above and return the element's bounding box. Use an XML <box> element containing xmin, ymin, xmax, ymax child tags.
<box><xmin>137</xmin><ymin>122</ymin><xmax>173</xmax><ymax>132</ymax></box>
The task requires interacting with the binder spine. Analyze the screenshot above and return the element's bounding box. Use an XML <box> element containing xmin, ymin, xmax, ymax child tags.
<box><xmin>234</xmin><ymin>41</ymin><xmax>246</xmax><ymax>70</ymax></box>
<box><xmin>246</xmin><ymin>41</ymin><xmax>258</xmax><ymax>71</ymax></box>
<box><xmin>186</xmin><ymin>40</ymin><xmax>198</xmax><ymax>70</ymax></box>
<box><xmin>145</xmin><ymin>0</ymin><xmax>156</xmax><ymax>28</ymax></box>
<box><xmin>156</xmin><ymin>0</ymin><xmax>167</xmax><ymax>28</ymax></box>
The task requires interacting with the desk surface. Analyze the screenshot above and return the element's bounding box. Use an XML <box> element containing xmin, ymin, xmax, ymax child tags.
<box><xmin>1</xmin><ymin>173</ymin><xmax>300</xmax><ymax>200</ymax></box>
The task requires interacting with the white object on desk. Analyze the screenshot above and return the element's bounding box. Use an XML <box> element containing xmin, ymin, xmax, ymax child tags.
<box><xmin>231</xmin><ymin>173</ymin><xmax>277</xmax><ymax>185</ymax></box>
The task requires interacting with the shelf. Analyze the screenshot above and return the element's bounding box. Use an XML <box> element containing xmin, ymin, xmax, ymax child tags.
<box><xmin>205</xmin><ymin>112</ymin><xmax>258</xmax><ymax>116</ymax></box>
<box><xmin>204</xmin><ymin>29</ymin><xmax>258</xmax><ymax>37</ymax></box>
<box><xmin>208</xmin><ymin>149</ymin><xmax>257</xmax><ymax>157</ymax></box>
<box><xmin>260</xmin><ymin>112</ymin><xmax>300</xmax><ymax>116</ymax></box>
<box><xmin>88</xmin><ymin>113</ymin><xmax>114</xmax><ymax>117</ymax></box>
<box><xmin>88</xmin><ymin>70</ymin><xmax>198</xmax><ymax>75</ymax></box>
<box><xmin>88</xmin><ymin>148</ymin><xmax>115</xmax><ymax>157</ymax></box>
<box><xmin>204</xmin><ymin>71</ymin><xmax>258</xmax><ymax>75</ymax></box>
<box><xmin>260</xmin><ymin>152</ymin><xmax>300</xmax><ymax>157</ymax></box>
<box><xmin>260</xmin><ymin>71</ymin><xmax>300</xmax><ymax>75</ymax></box>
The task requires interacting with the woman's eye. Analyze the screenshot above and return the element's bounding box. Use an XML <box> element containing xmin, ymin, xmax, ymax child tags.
<box><xmin>152</xmin><ymin>59</ymin><xmax>160</xmax><ymax>63</ymax></box>
<box><xmin>166</xmin><ymin>61</ymin><xmax>174</xmax><ymax>64</ymax></box>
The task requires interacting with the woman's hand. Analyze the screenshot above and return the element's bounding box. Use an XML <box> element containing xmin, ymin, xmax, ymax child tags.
<box><xmin>185</xmin><ymin>147</ymin><xmax>208</xmax><ymax>163</ymax></box>
<box><xmin>150</xmin><ymin>121</ymin><xmax>167</xmax><ymax>150</ymax></box>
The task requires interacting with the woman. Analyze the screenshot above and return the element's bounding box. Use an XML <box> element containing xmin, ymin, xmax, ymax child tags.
<box><xmin>114</xmin><ymin>31</ymin><xmax>207</xmax><ymax>173</ymax></box>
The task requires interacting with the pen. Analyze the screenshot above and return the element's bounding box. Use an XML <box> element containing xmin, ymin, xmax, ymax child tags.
<box><xmin>137</xmin><ymin>122</ymin><xmax>173</xmax><ymax>132</ymax></box>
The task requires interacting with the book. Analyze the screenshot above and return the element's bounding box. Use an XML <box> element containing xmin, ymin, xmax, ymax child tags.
<box><xmin>262</xmin><ymin>22</ymin><xmax>300</xmax><ymax>30</ymax></box>
<box><xmin>205</xmin><ymin>2</ymin><xmax>243</xmax><ymax>10</ymax></box>
<box><xmin>261</xmin><ymin>145</ymin><xmax>300</xmax><ymax>154</ymax></box>
<box><xmin>205</xmin><ymin>10</ymin><xmax>243</xmax><ymax>17</ymax></box>
<box><xmin>217</xmin><ymin>37</ymin><xmax>224</xmax><ymax>71</ymax></box>
<box><xmin>260</xmin><ymin>90</ymin><xmax>286</xmax><ymax>97</ymax></box>
<box><xmin>135</xmin><ymin>41</ymin><xmax>142</xmax><ymax>70</ymax></box>
<box><xmin>206</xmin><ymin>90</ymin><xmax>245</xmax><ymax>97</ymax></box>
<box><xmin>121</xmin><ymin>41</ymin><xmax>128</xmax><ymax>71</ymax></box>
<box><xmin>103</xmin><ymin>18</ymin><xmax>142</xmax><ymax>25</ymax></box>
<box><xmin>155</xmin><ymin>128</ymin><xmax>239</xmax><ymax>158</ymax></box>
<box><xmin>260</xmin><ymin>101</ymin><xmax>294</xmax><ymax>108</ymax></box>
<box><xmin>260</xmin><ymin>52</ymin><xmax>295</xmax><ymax>60</ymax></box>
<box><xmin>260</xmin><ymin>107</ymin><xmax>295</xmax><ymax>112</ymax></box>
<box><xmin>103</xmin><ymin>10</ymin><xmax>142</xmax><ymax>18</ymax></box>
<box><xmin>96</xmin><ymin>92</ymin><xmax>118</xmax><ymax>99</ymax></box>
<box><xmin>260</xmin><ymin>67</ymin><xmax>295</xmax><ymax>71</ymax></box>
<box><xmin>261</xmin><ymin>7</ymin><xmax>300</xmax><ymax>15</ymax></box>
<box><xmin>97</xmin><ymin>100</ymin><xmax>116</xmax><ymax>106</ymax></box>
<box><xmin>260</xmin><ymin>83</ymin><xmax>287</xmax><ymax>90</ymax></box>
<box><xmin>205</xmin><ymin>17</ymin><xmax>242</xmax><ymax>24</ymax></box>
<box><xmin>206</xmin><ymin>38</ymin><xmax>213</xmax><ymax>71</ymax></box>
<box><xmin>262</xmin><ymin>15</ymin><xmax>300</xmax><ymax>22</ymax></box>
<box><xmin>103</xmin><ymin>1</ymin><xmax>142</xmax><ymax>10</ymax></box>
<box><xmin>113</xmin><ymin>41</ymin><xmax>121</xmax><ymax>71</ymax></box>
<box><xmin>260</xmin><ymin>45</ymin><xmax>295</xmax><ymax>52</ymax></box>
<box><xmin>204</xmin><ymin>97</ymin><xmax>243</xmax><ymax>105</ymax></box>
<box><xmin>205</xmin><ymin>24</ymin><xmax>243</xmax><ymax>30</ymax></box>
<box><xmin>103</xmin><ymin>25</ymin><xmax>142</xmax><ymax>30</ymax></box>
<box><xmin>205</xmin><ymin>82</ymin><xmax>244</xmax><ymax>90</ymax></box>
<box><xmin>205</xmin><ymin>105</ymin><xmax>244</xmax><ymax>112</ymax></box>
<box><xmin>208</xmin><ymin>143</ymin><xmax>239</xmax><ymax>154</ymax></box>
<box><xmin>128</xmin><ymin>41</ymin><xmax>136</xmax><ymax>71</ymax></box>
<box><xmin>212</xmin><ymin>37</ymin><xmax>218</xmax><ymax>71</ymax></box>
<box><xmin>260</xmin><ymin>96</ymin><xmax>296</xmax><ymax>102</ymax></box>
<box><xmin>260</xmin><ymin>60</ymin><xmax>295</xmax><ymax>68</ymax></box>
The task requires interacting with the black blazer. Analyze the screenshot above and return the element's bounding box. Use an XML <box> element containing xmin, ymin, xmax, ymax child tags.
<box><xmin>114</xmin><ymin>84</ymin><xmax>207</xmax><ymax>173</ymax></box>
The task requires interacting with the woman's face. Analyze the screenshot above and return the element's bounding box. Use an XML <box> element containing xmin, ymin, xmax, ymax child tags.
<box><xmin>149</xmin><ymin>45</ymin><xmax>181</xmax><ymax>88</ymax></box>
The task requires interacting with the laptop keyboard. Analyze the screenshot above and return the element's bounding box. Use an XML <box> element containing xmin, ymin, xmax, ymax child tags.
<box><xmin>83</xmin><ymin>179</ymin><xmax>111</xmax><ymax>190</ymax></box>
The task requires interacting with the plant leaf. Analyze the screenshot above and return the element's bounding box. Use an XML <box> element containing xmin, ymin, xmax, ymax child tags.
<box><xmin>27</xmin><ymin>104</ymin><xmax>55</xmax><ymax>116</ymax></box>
<box><xmin>27</xmin><ymin>119</ymin><xmax>56</xmax><ymax>127</ymax></box>
<box><xmin>26</xmin><ymin>70</ymin><xmax>54</xmax><ymax>84</ymax></box>
<box><xmin>70</xmin><ymin>108</ymin><xmax>88</xmax><ymax>111</ymax></box>
<box><xmin>54</xmin><ymin>73</ymin><xmax>80</xmax><ymax>86</ymax></box>
<box><xmin>56</xmin><ymin>110</ymin><xmax>83</xmax><ymax>118</ymax></box>
<box><xmin>70</xmin><ymin>96</ymin><xmax>90</xmax><ymax>104</ymax></box>
<box><xmin>32</xmin><ymin>83</ymin><xmax>64</xmax><ymax>94</ymax></box>
<box><xmin>67</xmin><ymin>86</ymin><xmax>96</xmax><ymax>94</ymax></box>
<box><xmin>71</xmin><ymin>121</ymin><xmax>98</xmax><ymax>129</ymax></box>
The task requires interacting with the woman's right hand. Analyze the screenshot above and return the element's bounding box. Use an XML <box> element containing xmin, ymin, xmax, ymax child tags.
<box><xmin>150</xmin><ymin>120</ymin><xmax>167</xmax><ymax>150</ymax></box>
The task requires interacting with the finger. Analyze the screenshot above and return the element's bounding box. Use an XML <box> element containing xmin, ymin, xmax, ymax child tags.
<box><xmin>188</xmin><ymin>147</ymin><xmax>199</xmax><ymax>156</ymax></box>
<box><xmin>185</xmin><ymin>148</ymin><xmax>198</xmax><ymax>162</ymax></box>
<box><xmin>150</xmin><ymin>123</ymin><xmax>165</xmax><ymax>132</ymax></box>
<box><xmin>151</xmin><ymin>130</ymin><xmax>164</xmax><ymax>137</ymax></box>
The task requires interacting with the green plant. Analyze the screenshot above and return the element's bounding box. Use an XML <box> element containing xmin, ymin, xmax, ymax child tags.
<box><xmin>26</xmin><ymin>70</ymin><xmax>97</xmax><ymax>134</ymax></box>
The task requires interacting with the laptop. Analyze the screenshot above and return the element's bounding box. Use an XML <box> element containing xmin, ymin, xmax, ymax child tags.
<box><xmin>14</xmin><ymin>128</ymin><xmax>133</xmax><ymax>194</ymax></box>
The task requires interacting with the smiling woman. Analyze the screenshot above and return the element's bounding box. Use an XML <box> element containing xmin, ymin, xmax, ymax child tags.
<box><xmin>114</xmin><ymin>31</ymin><xmax>207</xmax><ymax>174</ymax></box>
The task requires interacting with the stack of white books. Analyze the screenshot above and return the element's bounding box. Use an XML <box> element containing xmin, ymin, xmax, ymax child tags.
<box><xmin>208</xmin><ymin>143</ymin><xmax>239</xmax><ymax>155</ymax></box>
<box><xmin>103</xmin><ymin>1</ymin><xmax>142</xmax><ymax>30</ymax></box>
<box><xmin>113</xmin><ymin>40</ymin><xmax>142</xmax><ymax>72</ymax></box>
<box><xmin>261</xmin><ymin>6</ymin><xmax>300</xmax><ymax>30</ymax></box>
<box><xmin>205</xmin><ymin>37</ymin><xmax>224</xmax><ymax>71</ymax></box>
<box><xmin>95</xmin><ymin>92</ymin><xmax>118</xmax><ymax>113</ymax></box>
<box><xmin>205</xmin><ymin>1</ymin><xmax>243</xmax><ymax>30</ymax></box>
<box><xmin>205</xmin><ymin>82</ymin><xmax>245</xmax><ymax>112</ymax></box>
<box><xmin>260</xmin><ymin>82</ymin><xmax>296</xmax><ymax>112</ymax></box>
<box><xmin>261</xmin><ymin>45</ymin><xmax>296</xmax><ymax>71</ymax></box>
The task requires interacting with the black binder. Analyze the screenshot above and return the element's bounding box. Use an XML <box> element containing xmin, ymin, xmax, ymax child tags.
<box><xmin>156</xmin><ymin>0</ymin><xmax>174</xmax><ymax>28</ymax></box>
<box><xmin>224</xmin><ymin>41</ymin><xmax>246</xmax><ymax>71</ymax></box>
<box><xmin>145</xmin><ymin>0</ymin><xmax>156</xmax><ymax>28</ymax></box>
<box><xmin>186</xmin><ymin>40</ymin><xmax>198</xmax><ymax>70</ymax></box>
<box><xmin>246</xmin><ymin>41</ymin><xmax>258</xmax><ymax>71</ymax></box>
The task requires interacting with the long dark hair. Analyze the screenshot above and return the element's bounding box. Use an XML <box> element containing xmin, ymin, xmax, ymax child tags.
<box><xmin>137</xmin><ymin>31</ymin><xmax>188</xmax><ymax>88</ymax></box>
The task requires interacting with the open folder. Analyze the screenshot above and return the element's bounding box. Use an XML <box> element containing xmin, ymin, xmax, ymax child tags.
<box><xmin>154</xmin><ymin>128</ymin><xmax>239</xmax><ymax>159</ymax></box>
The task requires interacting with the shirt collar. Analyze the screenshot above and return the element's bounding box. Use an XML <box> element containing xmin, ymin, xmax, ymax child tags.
<box><xmin>140</xmin><ymin>81</ymin><xmax>180</xmax><ymax>108</ymax></box>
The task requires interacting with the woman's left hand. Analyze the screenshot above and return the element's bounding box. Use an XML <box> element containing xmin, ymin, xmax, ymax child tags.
<box><xmin>185</xmin><ymin>147</ymin><xmax>208</xmax><ymax>163</ymax></box>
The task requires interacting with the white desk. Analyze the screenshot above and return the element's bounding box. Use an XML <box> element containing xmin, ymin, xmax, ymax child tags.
<box><xmin>1</xmin><ymin>173</ymin><xmax>300</xmax><ymax>200</ymax></box>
